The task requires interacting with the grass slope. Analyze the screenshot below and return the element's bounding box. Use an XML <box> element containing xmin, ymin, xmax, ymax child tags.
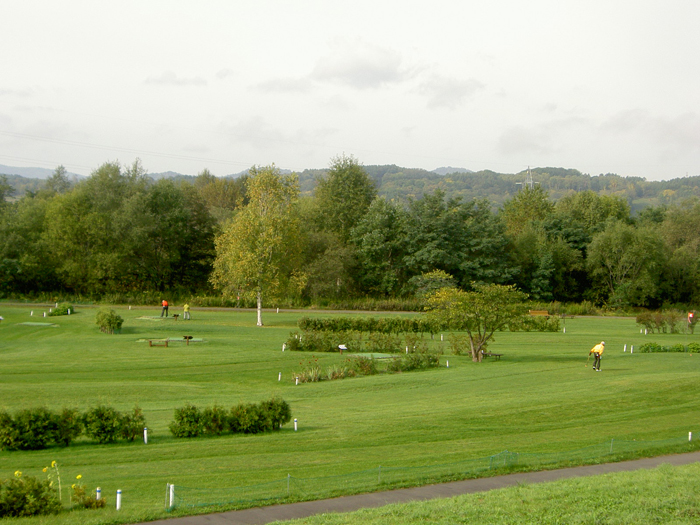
<box><xmin>0</xmin><ymin>305</ymin><xmax>699</xmax><ymax>524</ymax></box>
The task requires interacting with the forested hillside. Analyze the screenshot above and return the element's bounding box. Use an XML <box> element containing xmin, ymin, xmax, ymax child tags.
<box><xmin>1</xmin><ymin>158</ymin><xmax>699</xmax><ymax>309</ymax></box>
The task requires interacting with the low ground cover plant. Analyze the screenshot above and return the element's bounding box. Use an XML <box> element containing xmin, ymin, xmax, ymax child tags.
<box><xmin>294</xmin><ymin>352</ymin><xmax>440</xmax><ymax>383</ymax></box>
<box><xmin>169</xmin><ymin>398</ymin><xmax>291</xmax><ymax>438</ymax></box>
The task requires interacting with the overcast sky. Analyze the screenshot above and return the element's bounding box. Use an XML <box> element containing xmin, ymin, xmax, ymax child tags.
<box><xmin>1</xmin><ymin>0</ymin><xmax>699</xmax><ymax>180</ymax></box>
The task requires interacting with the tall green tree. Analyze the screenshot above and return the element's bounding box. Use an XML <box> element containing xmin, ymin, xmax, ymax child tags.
<box><xmin>586</xmin><ymin>219</ymin><xmax>664</xmax><ymax>307</ymax></box>
<box><xmin>425</xmin><ymin>284</ymin><xmax>528</xmax><ymax>362</ymax></box>
<box><xmin>403</xmin><ymin>191</ymin><xmax>514</xmax><ymax>288</ymax></box>
<box><xmin>314</xmin><ymin>154</ymin><xmax>377</xmax><ymax>242</ymax></box>
<box><xmin>500</xmin><ymin>185</ymin><xmax>554</xmax><ymax>237</ymax></box>
<box><xmin>210</xmin><ymin>165</ymin><xmax>302</xmax><ymax>326</ymax></box>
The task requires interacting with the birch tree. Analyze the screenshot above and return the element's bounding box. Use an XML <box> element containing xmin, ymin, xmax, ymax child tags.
<box><xmin>211</xmin><ymin>165</ymin><xmax>302</xmax><ymax>326</ymax></box>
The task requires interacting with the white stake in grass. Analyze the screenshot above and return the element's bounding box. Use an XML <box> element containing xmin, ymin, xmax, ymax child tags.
<box><xmin>294</xmin><ymin>418</ymin><xmax>298</xmax><ymax>431</ymax></box>
<box><xmin>144</xmin><ymin>427</ymin><xmax>148</xmax><ymax>444</ymax></box>
<box><xmin>116</xmin><ymin>489</ymin><xmax>122</xmax><ymax>510</ymax></box>
<box><xmin>278</xmin><ymin>372</ymin><xmax>282</xmax><ymax>381</ymax></box>
<box><xmin>446</xmin><ymin>360</ymin><xmax>449</xmax><ymax>368</ymax></box>
<box><xmin>96</xmin><ymin>487</ymin><xmax>101</xmax><ymax>500</ymax></box>
<box><xmin>624</xmin><ymin>344</ymin><xmax>627</xmax><ymax>352</ymax></box>
<box><xmin>169</xmin><ymin>484</ymin><xmax>175</xmax><ymax>509</ymax></box>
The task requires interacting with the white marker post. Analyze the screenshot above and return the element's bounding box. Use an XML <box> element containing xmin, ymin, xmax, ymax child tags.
<box><xmin>144</xmin><ymin>427</ymin><xmax>148</xmax><ymax>444</ymax></box>
<box><xmin>294</xmin><ymin>418</ymin><xmax>298</xmax><ymax>431</ymax></box>
<box><xmin>96</xmin><ymin>487</ymin><xmax>101</xmax><ymax>501</ymax></box>
<box><xmin>116</xmin><ymin>489</ymin><xmax>122</xmax><ymax>510</ymax></box>
<box><xmin>624</xmin><ymin>344</ymin><xmax>627</xmax><ymax>352</ymax></box>
<box><xmin>446</xmin><ymin>360</ymin><xmax>449</xmax><ymax>368</ymax></box>
<box><xmin>30</xmin><ymin>311</ymin><xmax>33</xmax><ymax>316</ymax></box>
<box><xmin>68</xmin><ymin>309</ymin><xmax>71</xmax><ymax>315</ymax></box>
<box><xmin>631</xmin><ymin>345</ymin><xmax>634</xmax><ymax>353</ymax></box>
<box><xmin>278</xmin><ymin>372</ymin><xmax>282</xmax><ymax>381</ymax></box>
<box><xmin>295</xmin><ymin>377</ymin><xmax>299</xmax><ymax>385</ymax></box>
<box><xmin>43</xmin><ymin>312</ymin><xmax>46</xmax><ymax>318</ymax></box>
<box><xmin>282</xmin><ymin>343</ymin><xmax>286</xmax><ymax>352</ymax></box>
<box><xmin>689</xmin><ymin>432</ymin><xmax>693</xmax><ymax>442</ymax></box>
<box><xmin>169</xmin><ymin>484</ymin><xmax>175</xmax><ymax>509</ymax></box>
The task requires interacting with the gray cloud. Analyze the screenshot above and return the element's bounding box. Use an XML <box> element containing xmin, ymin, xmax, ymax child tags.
<box><xmin>418</xmin><ymin>76</ymin><xmax>484</xmax><ymax>110</ymax></box>
<box><xmin>498</xmin><ymin>117</ymin><xmax>588</xmax><ymax>156</ymax></box>
<box><xmin>144</xmin><ymin>71</ymin><xmax>207</xmax><ymax>86</ymax></box>
<box><xmin>311</xmin><ymin>41</ymin><xmax>408</xmax><ymax>89</ymax></box>
<box><xmin>603</xmin><ymin>110</ymin><xmax>700</xmax><ymax>154</ymax></box>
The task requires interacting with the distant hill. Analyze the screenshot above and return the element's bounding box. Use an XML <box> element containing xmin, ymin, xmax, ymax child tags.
<box><xmin>4</xmin><ymin>163</ymin><xmax>700</xmax><ymax>213</ymax></box>
<box><xmin>0</xmin><ymin>164</ymin><xmax>82</xmax><ymax>180</ymax></box>
<box><xmin>432</xmin><ymin>167</ymin><xmax>474</xmax><ymax>175</ymax></box>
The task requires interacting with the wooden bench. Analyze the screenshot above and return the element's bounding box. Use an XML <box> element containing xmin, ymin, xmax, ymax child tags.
<box><xmin>481</xmin><ymin>350</ymin><xmax>503</xmax><ymax>360</ymax></box>
<box><xmin>529</xmin><ymin>310</ymin><xmax>550</xmax><ymax>318</ymax></box>
<box><xmin>148</xmin><ymin>339</ymin><xmax>169</xmax><ymax>347</ymax></box>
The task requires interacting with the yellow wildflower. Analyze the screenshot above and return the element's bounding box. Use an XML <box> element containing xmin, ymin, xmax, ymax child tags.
<box><xmin>76</xmin><ymin>474</ymin><xmax>82</xmax><ymax>480</ymax></box>
<box><xmin>71</xmin><ymin>483</ymin><xmax>76</xmax><ymax>489</ymax></box>
<box><xmin>51</xmin><ymin>460</ymin><xmax>57</xmax><ymax>468</ymax></box>
<box><xmin>14</xmin><ymin>471</ymin><xmax>22</xmax><ymax>478</ymax></box>
<box><xmin>43</xmin><ymin>467</ymin><xmax>48</xmax><ymax>472</ymax></box>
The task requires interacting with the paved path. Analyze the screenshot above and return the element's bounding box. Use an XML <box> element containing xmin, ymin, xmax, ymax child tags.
<box><xmin>143</xmin><ymin>451</ymin><xmax>700</xmax><ymax>525</ymax></box>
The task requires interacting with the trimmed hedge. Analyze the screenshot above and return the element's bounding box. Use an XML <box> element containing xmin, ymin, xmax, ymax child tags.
<box><xmin>638</xmin><ymin>342</ymin><xmax>700</xmax><ymax>353</ymax></box>
<box><xmin>0</xmin><ymin>405</ymin><xmax>145</xmax><ymax>450</ymax></box>
<box><xmin>170</xmin><ymin>398</ymin><xmax>292</xmax><ymax>438</ymax></box>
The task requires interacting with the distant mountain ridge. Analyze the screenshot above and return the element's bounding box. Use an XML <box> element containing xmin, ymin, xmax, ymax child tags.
<box><xmin>0</xmin><ymin>164</ymin><xmax>83</xmax><ymax>180</ymax></box>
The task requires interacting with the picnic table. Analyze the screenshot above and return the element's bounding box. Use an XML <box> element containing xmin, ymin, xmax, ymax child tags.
<box><xmin>148</xmin><ymin>339</ymin><xmax>169</xmax><ymax>347</ymax></box>
<box><xmin>481</xmin><ymin>350</ymin><xmax>503</xmax><ymax>361</ymax></box>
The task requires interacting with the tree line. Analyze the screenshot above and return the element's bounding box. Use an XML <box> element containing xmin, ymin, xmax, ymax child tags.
<box><xmin>1</xmin><ymin>156</ymin><xmax>699</xmax><ymax>311</ymax></box>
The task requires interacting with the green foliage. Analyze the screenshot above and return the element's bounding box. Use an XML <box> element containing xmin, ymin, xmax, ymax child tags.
<box><xmin>48</xmin><ymin>302</ymin><xmax>73</xmax><ymax>316</ymax></box>
<box><xmin>426</xmin><ymin>284</ymin><xmax>528</xmax><ymax>361</ymax></box>
<box><xmin>636</xmin><ymin>310</ymin><xmax>687</xmax><ymax>334</ymax></box>
<box><xmin>81</xmin><ymin>405</ymin><xmax>123</xmax><ymax>444</ymax></box>
<box><xmin>638</xmin><ymin>342</ymin><xmax>688</xmax><ymax>353</ymax></box>
<box><xmin>95</xmin><ymin>307</ymin><xmax>123</xmax><ymax>334</ymax></box>
<box><xmin>70</xmin><ymin>482</ymin><xmax>106</xmax><ymax>510</ymax></box>
<box><xmin>509</xmin><ymin>315</ymin><xmax>561</xmax><ymax>332</ymax></box>
<box><xmin>119</xmin><ymin>406</ymin><xmax>146</xmax><ymax>441</ymax></box>
<box><xmin>386</xmin><ymin>351</ymin><xmax>441</xmax><ymax>372</ymax></box>
<box><xmin>0</xmin><ymin>473</ymin><xmax>61</xmax><ymax>518</ymax></box>
<box><xmin>169</xmin><ymin>404</ymin><xmax>205</xmax><ymax>438</ymax></box>
<box><xmin>170</xmin><ymin>399</ymin><xmax>292</xmax><ymax>438</ymax></box>
<box><xmin>348</xmin><ymin>355</ymin><xmax>378</xmax><ymax>376</ymax></box>
<box><xmin>52</xmin><ymin>408</ymin><xmax>83</xmax><ymax>447</ymax></box>
<box><xmin>0</xmin><ymin>407</ymin><xmax>82</xmax><ymax>450</ymax></box>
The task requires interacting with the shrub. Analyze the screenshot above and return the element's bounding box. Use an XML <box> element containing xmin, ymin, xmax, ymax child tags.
<box><xmin>52</xmin><ymin>408</ymin><xmax>82</xmax><ymax>447</ymax></box>
<box><xmin>347</xmin><ymin>355</ymin><xmax>378</xmax><ymax>376</ymax></box>
<box><xmin>95</xmin><ymin>307</ymin><xmax>123</xmax><ymax>334</ymax></box>
<box><xmin>259</xmin><ymin>397</ymin><xmax>292</xmax><ymax>430</ymax></box>
<box><xmin>688</xmin><ymin>342</ymin><xmax>700</xmax><ymax>354</ymax></box>
<box><xmin>202</xmin><ymin>405</ymin><xmax>228</xmax><ymax>435</ymax></box>
<box><xmin>448</xmin><ymin>333</ymin><xmax>469</xmax><ymax>355</ymax></box>
<box><xmin>6</xmin><ymin>408</ymin><xmax>56</xmax><ymax>450</ymax></box>
<box><xmin>0</xmin><ymin>472</ymin><xmax>62</xmax><ymax>517</ymax></box>
<box><xmin>367</xmin><ymin>332</ymin><xmax>402</xmax><ymax>353</ymax></box>
<box><xmin>119</xmin><ymin>406</ymin><xmax>146</xmax><ymax>441</ymax></box>
<box><xmin>387</xmin><ymin>351</ymin><xmax>441</xmax><ymax>372</ymax></box>
<box><xmin>48</xmin><ymin>302</ymin><xmax>73</xmax><ymax>317</ymax></box>
<box><xmin>229</xmin><ymin>403</ymin><xmax>263</xmax><ymax>434</ymax></box>
<box><xmin>169</xmin><ymin>404</ymin><xmax>205</xmax><ymax>438</ymax></box>
<box><xmin>81</xmin><ymin>405</ymin><xmax>123</xmax><ymax>443</ymax></box>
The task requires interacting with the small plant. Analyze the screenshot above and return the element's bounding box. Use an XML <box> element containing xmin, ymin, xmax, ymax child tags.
<box><xmin>294</xmin><ymin>356</ymin><xmax>322</xmax><ymax>383</ymax></box>
<box><xmin>449</xmin><ymin>333</ymin><xmax>469</xmax><ymax>355</ymax></box>
<box><xmin>71</xmin><ymin>474</ymin><xmax>105</xmax><ymax>509</ymax></box>
<box><xmin>42</xmin><ymin>461</ymin><xmax>62</xmax><ymax>502</ymax></box>
<box><xmin>95</xmin><ymin>307</ymin><xmax>123</xmax><ymax>334</ymax></box>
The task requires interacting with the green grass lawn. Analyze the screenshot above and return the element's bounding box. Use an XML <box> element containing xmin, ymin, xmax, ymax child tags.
<box><xmin>1</xmin><ymin>305</ymin><xmax>699</xmax><ymax>524</ymax></box>
<box><xmin>274</xmin><ymin>463</ymin><xmax>700</xmax><ymax>524</ymax></box>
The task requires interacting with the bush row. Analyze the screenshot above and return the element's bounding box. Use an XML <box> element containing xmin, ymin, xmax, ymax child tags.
<box><xmin>294</xmin><ymin>352</ymin><xmax>441</xmax><ymax>383</ymax></box>
<box><xmin>298</xmin><ymin>316</ymin><xmax>438</xmax><ymax>335</ymax></box>
<box><xmin>638</xmin><ymin>342</ymin><xmax>700</xmax><ymax>353</ymax></box>
<box><xmin>286</xmin><ymin>330</ymin><xmax>440</xmax><ymax>353</ymax></box>
<box><xmin>0</xmin><ymin>406</ymin><xmax>145</xmax><ymax>450</ymax></box>
<box><xmin>169</xmin><ymin>398</ymin><xmax>291</xmax><ymax>438</ymax></box>
<box><xmin>636</xmin><ymin>311</ymin><xmax>698</xmax><ymax>334</ymax></box>
<box><xmin>509</xmin><ymin>315</ymin><xmax>561</xmax><ymax>332</ymax></box>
